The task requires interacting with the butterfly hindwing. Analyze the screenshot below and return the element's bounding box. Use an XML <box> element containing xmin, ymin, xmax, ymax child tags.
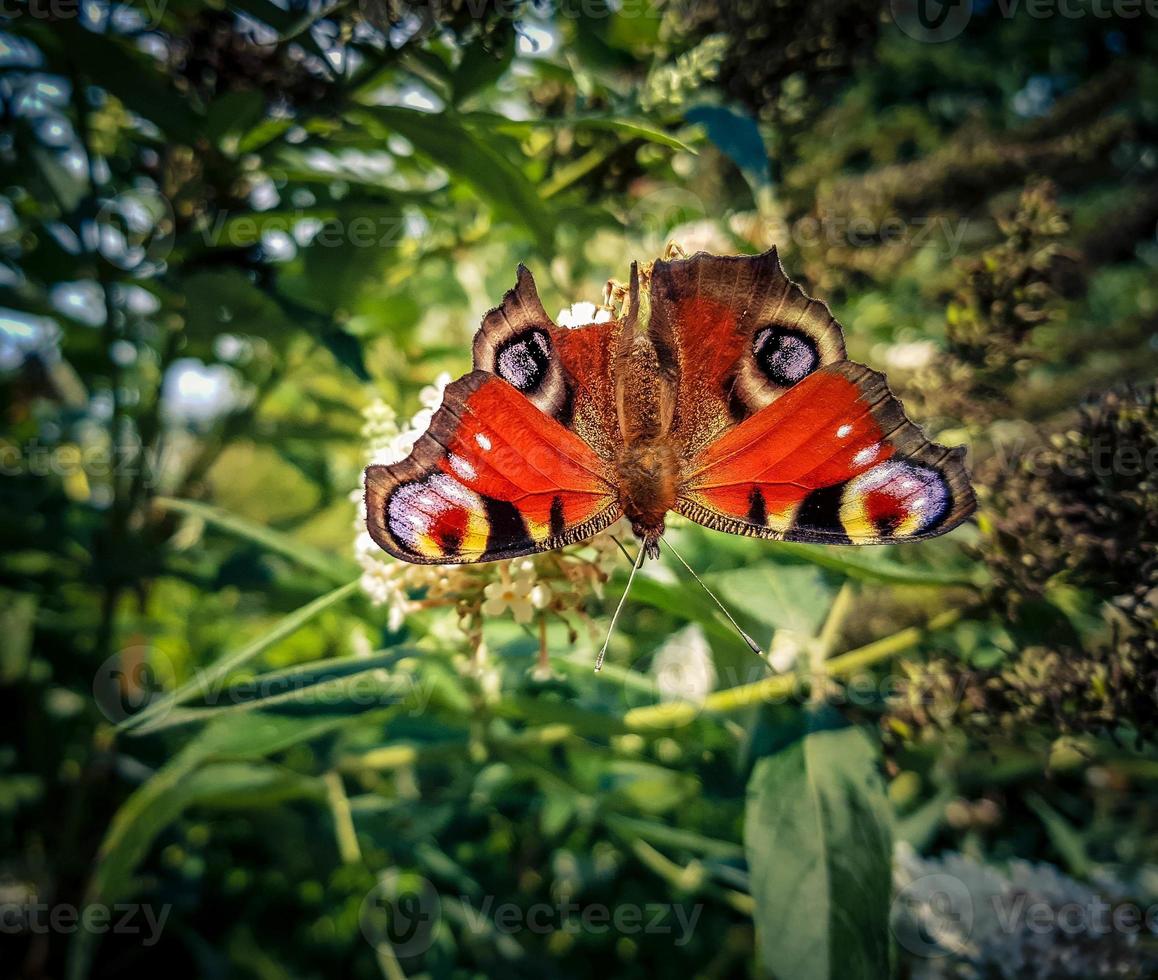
<box><xmin>677</xmin><ymin>362</ymin><xmax>975</xmax><ymax>544</ymax></box>
<box><xmin>364</xmin><ymin>372</ymin><xmax>621</xmax><ymax>564</ymax></box>
<box><xmin>648</xmin><ymin>247</ymin><xmax>847</xmax><ymax>457</ymax></box>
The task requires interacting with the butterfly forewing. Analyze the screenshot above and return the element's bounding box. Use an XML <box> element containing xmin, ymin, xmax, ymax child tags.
<box><xmin>648</xmin><ymin>247</ymin><xmax>847</xmax><ymax>457</ymax></box>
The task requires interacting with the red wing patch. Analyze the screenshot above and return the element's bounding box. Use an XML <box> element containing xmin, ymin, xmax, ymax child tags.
<box><xmin>551</xmin><ymin>320</ymin><xmax>622</xmax><ymax>462</ymax></box>
<box><xmin>677</xmin><ymin>362</ymin><xmax>975</xmax><ymax>543</ymax></box>
<box><xmin>365</xmin><ymin>372</ymin><xmax>621</xmax><ymax>563</ymax></box>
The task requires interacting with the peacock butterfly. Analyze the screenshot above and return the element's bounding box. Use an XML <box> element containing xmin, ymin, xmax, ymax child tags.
<box><xmin>364</xmin><ymin>247</ymin><xmax>975</xmax><ymax>569</ymax></box>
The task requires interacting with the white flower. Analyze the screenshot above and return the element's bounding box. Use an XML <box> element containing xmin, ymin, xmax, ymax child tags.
<box><xmin>885</xmin><ymin>340</ymin><xmax>937</xmax><ymax>371</ymax></box>
<box><xmin>481</xmin><ymin>565</ymin><xmax>543</xmax><ymax>624</ymax></box>
<box><xmin>768</xmin><ymin>628</ymin><xmax>807</xmax><ymax>673</ymax></box>
<box><xmin>418</xmin><ymin>371</ymin><xmax>451</xmax><ymax>410</ymax></box>
<box><xmin>557</xmin><ymin>301</ymin><xmax>613</xmax><ymax>328</ymax></box>
<box><xmin>891</xmin><ymin>841</ymin><xmax>1139</xmax><ymax>979</ymax></box>
<box><xmin>361</xmin><ymin>399</ymin><xmax>404</xmax><ymax>463</ymax></box>
<box><xmin>589</xmin><ymin>527</ymin><xmax>627</xmax><ymax>574</ymax></box>
<box><xmin>651</xmin><ymin>624</ymin><xmax>715</xmax><ymax>704</ymax></box>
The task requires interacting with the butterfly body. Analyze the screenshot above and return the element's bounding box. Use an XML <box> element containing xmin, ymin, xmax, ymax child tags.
<box><xmin>364</xmin><ymin>248</ymin><xmax>975</xmax><ymax>565</ymax></box>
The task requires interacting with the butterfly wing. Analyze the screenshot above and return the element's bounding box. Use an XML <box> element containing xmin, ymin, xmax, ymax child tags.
<box><xmin>471</xmin><ymin>264</ymin><xmax>622</xmax><ymax>463</ymax></box>
<box><xmin>677</xmin><ymin>362</ymin><xmax>975</xmax><ymax>543</ymax></box>
<box><xmin>648</xmin><ymin>247</ymin><xmax>847</xmax><ymax>457</ymax></box>
<box><xmin>365</xmin><ymin>372</ymin><xmax>621</xmax><ymax>563</ymax></box>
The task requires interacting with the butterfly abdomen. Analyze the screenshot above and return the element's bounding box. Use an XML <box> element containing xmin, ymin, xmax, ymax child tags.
<box><xmin>616</xmin><ymin>439</ymin><xmax>678</xmax><ymax>554</ymax></box>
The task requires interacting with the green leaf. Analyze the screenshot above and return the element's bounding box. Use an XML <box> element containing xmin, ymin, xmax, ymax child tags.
<box><xmin>358</xmin><ymin>106</ymin><xmax>554</xmax><ymax>251</ymax></box>
<box><xmin>464</xmin><ymin>111</ymin><xmax>698</xmax><ymax>152</ymax></box>
<box><xmin>605</xmin><ymin>814</ymin><xmax>745</xmax><ymax>861</ymax></box>
<box><xmin>767</xmin><ymin>541</ymin><xmax>983</xmax><ymax>589</ymax></box>
<box><xmin>319</xmin><ymin>326</ymin><xmax>372</xmax><ymax>381</ymax></box>
<box><xmin>43</xmin><ymin>24</ymin><xmax>199</xmax><ymax>143</ymax></box>
<box><xmin>744</xmin><ymin>722</ymin><xmax>892</xmax><ymax>979</ymax></box>
<box><xmin>117</xmin><ymin>580</ymin><xmax>361</xmax><ymax>733</ymax></box>
<box><xmin>708</xmin><ymin>563</ymin><xmax>834</xmax><ymax>636</ymax></box>
<box><xmin>153</xmin><ymin>497</ymin><xmax>358</xmax><ymax>584</ymax></box>
<box><xmin>451</xmin><ymin>30</ymin><xmax>515</xmax><ymax>105</ymax></box>
<box><xmin>67</xmin><ymin>714</ymin><xmax>346</xmax><ymax>980</ymax></box>
<box><xmin>895</xmin><ymin>786</ymin><xmax>953</xmax><ymax>851</ymax></box>
<box><xmin>1026</xmin><ymin>792</ymin><xmax>1092</xmax><ymax>878</ymax></box>
<box><xmin>603</xmin><ymin>760</ymin><xmax>700</xmax><ymax>815</ymax></box>
<box><xmin>181</xmin><ymin>268</ymin><xmax>291</xmax><ymax>341</ymax></box>
<box><xmin>130</xmin><ymin>651</ymin><xmax>419</xmax><ymax>735</ymax></box>
<box><xmin>685</xmin><ymin>105</ymin><xmax>769</xmax><ymax>183</ymax></box>
<box><xmin>205</xmin><ymin>90</ymin><xmax>267</xmax><ymax>150</ymax></box>
<box><xmin>630</xmin><ymin>572</ymin><xmax>754</xmax><ymax>649</ymax></box>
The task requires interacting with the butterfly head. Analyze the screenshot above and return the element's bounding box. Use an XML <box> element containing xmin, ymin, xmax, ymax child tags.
<box><xmin>632</xmin><ymin>523</ymin><xmax>663</xmax><ymax>561</ymax></box>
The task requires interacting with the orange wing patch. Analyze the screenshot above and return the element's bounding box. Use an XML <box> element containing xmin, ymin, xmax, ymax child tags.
<box><xmin>677</xmin><ymin>362</ymin><xmax>974</xmax><ymax>543</ymax></box>
<box><xmin>365</xmin><ymin>373</ymin><xmax>620</xmax><ymax>563</ymax></box>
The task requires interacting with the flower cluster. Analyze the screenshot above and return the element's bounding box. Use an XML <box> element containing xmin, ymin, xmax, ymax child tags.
<box><xmin>887</xmin><ymin>384</ymin><xmax>1158</xmax><ymax>747</ymax></box>
<box><xmin>980</xmin><ymin>385</ymin><xmax>1157</xmax><ymax>624</ymax></box>
<box><xmin>902</xmin><ymin>180</ymin><xmax>1075</xmax><ymax>427</ymax></box>
<box><xmin>892</xmin><ymin>842</ymin><xmax>1149</xmax><ymax>979</ymax></box>
<box><xmin>640</xmin><ymin>34</ymin><xmax>728</xmax><ymax>114</ymax></box>
<box><xmin>887</xmin><ymin>632</ymin><xmax>1158</xmax><ymax>748</ymax></box>
<box><xmin>353</xmin><ymin>376</ymin><xmax>626</xmax><ymax>669</ymax></box>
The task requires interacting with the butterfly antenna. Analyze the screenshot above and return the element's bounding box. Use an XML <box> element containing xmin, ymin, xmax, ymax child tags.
<box><xmin>594</xmin><ymin>544</ymin><xmax>646</xmax><ymax>672</ymax></box>
<box><xmin>660</xmin><ymin>539</ymin><xmax>763</xmax><ymax>657</ymax></box>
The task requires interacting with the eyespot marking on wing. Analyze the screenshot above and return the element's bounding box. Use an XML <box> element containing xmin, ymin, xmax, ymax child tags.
<box><xmin>752</xmin><ymin>326</ymin><xmax>819</xmax><ymax>388</ymax></box>
<box><xmin>841</xmin><ymin>459</ymin><xmax>951</xmax><ymax>538</ymax></box>
<box><xmin>495</xmin><ymin>329</ymin><xmax>552</xmax><ymax>392</ymax></box>
<box><xmin>386</xmin><ymin>473</ymin><xmax>489</xmax><ymax>559</ymax></box>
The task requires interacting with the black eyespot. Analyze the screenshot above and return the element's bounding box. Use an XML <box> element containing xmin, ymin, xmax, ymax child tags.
<box><xmin>753</xmin><ymin>326</ymin><xmax>818</xmax><ymax>388</ymax></box>
<box><xmin>495</xmin><ymin>329</ymin><xmax>551</xmax><ymax>392</ymax></box>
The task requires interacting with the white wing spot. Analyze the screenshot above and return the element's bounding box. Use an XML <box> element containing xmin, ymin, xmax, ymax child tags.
<box><xmin>475</xmin><ymin>432</ymin><xmax>492</xmax><ymax>451</ymax></box>
<box><xmin>836</xmin><ymin>424</ymin><xmax>853</xmax><ymax>439</ymax></box>
<box><xmin>852</xmin><ymin>443</ymin><xmax>881</xmax><ymax>467</ymax></box>
<box><xmin>449</xmin><ymin>453</ymin><xmax>476</xmax><ymax>481</ymax></box>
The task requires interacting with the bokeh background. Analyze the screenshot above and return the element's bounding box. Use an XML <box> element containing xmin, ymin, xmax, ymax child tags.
<box><xmin>2</xmin><ymin>1</ymin><xmax>1157</xmax><ymax>977</ymax></box>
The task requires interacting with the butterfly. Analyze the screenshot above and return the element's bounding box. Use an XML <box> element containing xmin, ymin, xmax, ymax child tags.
<box><xmin>364</xmin><ymin>247</ymin><xmax>975</xmax><ymax>571</ymax></box>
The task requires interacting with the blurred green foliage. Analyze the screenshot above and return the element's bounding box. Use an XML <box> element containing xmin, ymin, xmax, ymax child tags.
<box><xmin>2</xmin><ymin>1</ymin><xmax>1157</xmax><ymax>978</ymax></box>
